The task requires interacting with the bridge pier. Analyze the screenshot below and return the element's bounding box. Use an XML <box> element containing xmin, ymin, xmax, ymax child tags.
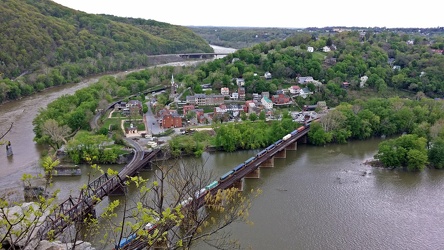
<box><xmin>245</xmin><ymin>168</ymin><xmax>260</xmax><ymax>179</ymax></box>
<box><xmin>286</xmin><ymin>141</ymin><xmax>297</xmax><ymax>151</ymax></box>
<box><xmin>274</xmin><ymin>149</ymin><xmax>286</xmax><ymax>159</ymax></box>
<box><xmin>300</xmin><ymin>134</ymin><xmax>308</xmax><ymax>144</ymax></box>
<box><xmin>141</xmin><ymin>162</ymin><xmax>152</xmax><ymax>171</ymax></box>
<box><xmin>232</xmin><ymin>179</ymin><xmax>244</xmax><ymax>191</ymax></box>
<box><xmin>260</xmin><ymin>157</ymin><xmax>274</xmax><ymax>168</ymax></box>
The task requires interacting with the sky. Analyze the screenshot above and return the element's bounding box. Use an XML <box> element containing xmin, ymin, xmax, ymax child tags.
<box><xmin>51</xmin><ymin>0</ymin><xmax>443</xmax><ymax>29</ymax></box>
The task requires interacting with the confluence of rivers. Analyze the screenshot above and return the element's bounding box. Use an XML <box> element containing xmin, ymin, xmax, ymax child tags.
<box><xmin>1</xmin><ymin>46</ymin><xmax>444</xmax><ymax>249</ymax></box>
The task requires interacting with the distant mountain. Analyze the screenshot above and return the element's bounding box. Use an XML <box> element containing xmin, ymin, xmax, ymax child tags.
<box><xmin>0</xmin><ymin>0</ymin><xmax>212</xmax><ymax>93</ymax></box>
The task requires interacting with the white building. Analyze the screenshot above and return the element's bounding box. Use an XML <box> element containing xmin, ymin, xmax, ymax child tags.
<box><xmin>307</xmin><ymin>47</ymin><xmax>314</xmax><ymax>53</ymax></box>
<box><xmin>261</xmin><ymin>96</ymin><xmax>273</xmax><ymax>110</ymax></box>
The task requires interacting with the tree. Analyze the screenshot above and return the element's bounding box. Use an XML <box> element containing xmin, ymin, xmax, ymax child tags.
<box><xmin>258</xmin><ymin>111</ymin><xmax>266</xmax><ymax>121</ymax></box>
<box><xmin>97</xmin><ymin>156</ymin><xmax>259</xmax><ymax>249</ymax></box>
<box><xmin>375</xmin><ymin>134</ymin><xmax>428</xmax><ymax>170</ymax></box>
<box><xmin>308</xmin><ymin>122</ymin><xmax>332</xmax><ymax>145</ymax></box>
<box><xmin>428</xmin><ymin>138</ymin><xmax>444</xmax><ymax>169</ymax></box>
<box><xmin>41</xmin><ymin>119</ymin><xmax>72</xmax><ymax>151</ymax></box>
<box><xmin>249</xmin><ymin>113</ymin><xmax>257</xmax><ymax>122</ymax></box>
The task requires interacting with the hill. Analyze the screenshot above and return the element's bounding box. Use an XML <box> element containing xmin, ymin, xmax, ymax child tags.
<box><xmin>0</xmin><ymin>0</ymin><xmax>212</xmax><ymax>103</ymax></box>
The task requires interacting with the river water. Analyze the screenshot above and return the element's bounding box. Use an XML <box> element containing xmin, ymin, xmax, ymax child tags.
<box><xmin>0</xmin><ymin>45</ymin><xmax>236</xmax><ymax>200</ymax></box>
<box><xmin>1</xmin><ymin>46</ymin><xmax>444</xmax><ymax>249</ymax></box>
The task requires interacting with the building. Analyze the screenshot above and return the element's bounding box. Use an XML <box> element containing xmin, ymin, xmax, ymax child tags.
<box><xmin>162</xmin><ymin>114</ymin><xmax>182</xmax><ymax>128</ymax></box>
<box><xmin>271</xmin><ymin>94</ymin><xmax>291</xmax><ymax>105</ymax></box>
<box><xmin>264</xmin><ymin>72</ymin><xmax>272</xmax><ymax>79</ymax></box>
<box><xmin>221</xmin><ymin>87</ymin><xmax>230</xmax><ymax>96</ymax></box>
<box><xmin>186</xmin><ymin>94</ymin><xmax>224</xmax><ymax>106</ymax></box>
<box><xmin>238</xmin><ymin>88</ymin><xmax>246</xmax><ymax>100</ymax></box>
<box><xmin>298</xmin><ymin>76</ymin><xmax>314</xmax><ymax>84</ymax></box>
<box><xmin>261</xmin><ymin>96</ymin><xmax>273</xmax><ymax>110</ymax></box>
<box><xmin>231</xmin><ymin>92</ymin><xmax>239</xmax><ymax>100</ymax></box>
<box><xmin>323</xmin><ymin>46</ymin><xmax>331</xmax><ymax>52</ymax></box>
<box><xmin>183</xmin><ymin>105</ymin><xmax>195</xmax><ymax>115</ymax></box>
<box><xmin>307</xmin><ymin>47</ymin><xmax>314</xmax><ymax>52</ymax></box>
<box><xmin>289</xmin><ymin>86</ymin><xmax>301</xmax><ymax>95</ymax></box>
<box><xmin>236</xmin><ymin>78</ymin><xmax>245</xmax><ymax>86</ymax></box>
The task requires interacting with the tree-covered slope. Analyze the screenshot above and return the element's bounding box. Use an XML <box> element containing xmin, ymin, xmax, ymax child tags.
<box><xmin>0</xmin><ymin>0</ymin><xmax>212</xmax><ymax>103</ymax></box>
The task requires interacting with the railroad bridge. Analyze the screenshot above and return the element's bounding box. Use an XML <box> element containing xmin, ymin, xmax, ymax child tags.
<box><xmin>121</xmin><ymin>124</ymin><xmax>311</xmax><ymax>249</ymax></box>
<box><xmin>37</xmin><ymin>121</ymin><xmax>310</xmax><ymax>244</ymax></box>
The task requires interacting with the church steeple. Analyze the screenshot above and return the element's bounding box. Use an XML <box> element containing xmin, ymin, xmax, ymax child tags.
<box><xmin>170</xmin><ymin>74</ymin><xmax>176</xmax><ymax>100</ymax></box>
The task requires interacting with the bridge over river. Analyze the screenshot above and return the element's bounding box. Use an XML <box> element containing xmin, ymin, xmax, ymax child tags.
<box><xmin>37</xmin><ymin>104</ymin><xmax>311</xmax><ymax>245</ymax></box>
<box><xmin>120</xmin><ymin>124</ymin><xmax>311</xmax><ymax>249</ymax></box>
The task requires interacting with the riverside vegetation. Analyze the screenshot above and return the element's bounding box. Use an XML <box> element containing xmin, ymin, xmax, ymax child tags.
<box><xmin>3</xmin><ymin>1</ymin><xmax>444</xmax><ymax>247</ymax></box>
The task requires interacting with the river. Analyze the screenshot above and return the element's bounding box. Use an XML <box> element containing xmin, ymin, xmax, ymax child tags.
<box><xmin>0</xmin><ymin>45</ymin><xmax>236</xmax><ymax>200</ymax></box>
<box><xmin>2</xmin><ymin>46</ymin><xmax>444</xmax><ymax>249</ymax></box>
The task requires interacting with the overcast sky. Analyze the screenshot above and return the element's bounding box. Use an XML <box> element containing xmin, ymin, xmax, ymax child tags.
<box><xmin>52</xmin><ymin>0</ymin><xmax>443</xmax><ymax>28</ymax></box>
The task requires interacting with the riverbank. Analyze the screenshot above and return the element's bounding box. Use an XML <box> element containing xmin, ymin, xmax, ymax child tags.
<box><xmin>0</xmin><ymin>45</ymin><xmax>236</xmax><ymax>203</ymax></box>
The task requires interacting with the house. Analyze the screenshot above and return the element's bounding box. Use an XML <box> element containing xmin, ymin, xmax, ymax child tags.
<box><xmin>393</xmin><ymin>65</ymin><xmax>401</xmax><ymax>70</ymax></box>
<box><xmin>323</xmin><ymin>46</ymin><xmax>331</xmax><ymax>52</ymax></box>
<box><xmin>183</xmin><ymin>105</ymin><xmax>195</xmax><ymax>115</ymax></box>
<box><xmin>252</xmin><ymin>93</ymin><xmax>261</xmax><ymax>102</ymax></box>
<box><xmin>238</xmin><ymin>88</ymin><xmax>246</xmax><ymax>100</ymax></box>
<box><xmin>115</xmin><ymin>101</ymin><xmax>127</xmax><ymax>110</ymax></box>
<box><xmin>289</xmin><ymin>85</ymin><xmax>301</xmax><ymax>95</ymax></box>
<box><xmin>307</xmin><ymin>47</ymin><xmax>314</xmax><ymax>53</ymax></box>
<box><xmin>231</xmin><ymin>92</ymin><xmax>239</xmax><ymax>100</ymax></box>
<box><xmin>128</xmin><ymin>100</ymin><xmax>142</xmax><ymax>109</ymax></box>
<box><xmin>261</xmin><ymin>96</ymin><xmax>273</xmax><ymax>110</ymax></box>
<box><xmin>271</xmin><ymin>94</ymin><xmax>291</xmax><ymax>105</ymax></box>
<box><xmin>261</xmin><ymin>92</ymin><xmax>270</xmax><ymax>98</ymax></box>
<box><xmin>342</xmin><ymin>82</ymin><xmax>350</xmax><ymax>88</ymax></box>
<box><xmin>221</xmin><ymin>87</ymin><xmax>230</xmax><ymax>96</ymax></box>
<box><xmin>236</xmin><ymin>78</ymin><xmax>245</xmax><ymax>86</ymax></box>
<box><xmin>300</xmin><ymin>88</ymin><xmax>313</xmax><ymax>99</ymax></box>
<box><xmin>406</xmin><ymin>40</ymin><xmax>414</xmax><ymax>45</ymax></box>
<box><xmin>247</xmin><ymin>102</ymin><xmax>256</xmax><ymax>113</ymax></box>
<box><xmin>298</xmin><ymin>76</ymin><xmax>314</xmax><ymax>84</ymax></box>
<box><xmin>264</xmin><ymin>72</ymin><xmax>272</xmax><ymax>79</ymax></box>
<box><xmin>325</xmin><ymin>57</ymin><xmax>337</xmax><ymax>65</ymax></box>
<box><xmin>387</xmin><ymin>58</ymin><xmax>395</xmax><ymax>66</ymax></box>
<box><xmin>214</xmin><ymin>105</ymin><xmax>227</xmax><ymax>115</ymax></box>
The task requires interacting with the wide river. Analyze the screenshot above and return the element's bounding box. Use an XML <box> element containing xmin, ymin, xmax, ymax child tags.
<box><xmin>1</xmin><ymin>46</ymin><xmax>444</xmax><ymax>249</ymax></box>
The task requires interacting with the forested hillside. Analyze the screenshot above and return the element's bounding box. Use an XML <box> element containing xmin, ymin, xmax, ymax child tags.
<box><xmin>185</xmin><ymin>31</ymin><xmax>444</xmax><ymax>101</ymax></box>
<box><xmin>0</xmin><ymin>0</ymin><xmax>212</xmax><ymax>103</ymax></box>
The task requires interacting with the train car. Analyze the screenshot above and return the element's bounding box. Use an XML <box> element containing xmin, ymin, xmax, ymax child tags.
<box><xmin>257</xmin><ymin>149</ymin><xmax>267</xmax><ymax>158</ymax></box>
<box><xmin>180</xmin><ymin>197</ymin><xmax>193</xmax><ymax>207</ymax></box>
<box><xmin>282</xmin><ymin>134</ymin><xmax>291</xmax><ymax>141</ymax></box>
<box><xmin>117</xmin><ymin>233</ymin><xmax>136</xmax><ymax>249</ymax></box>
<box><xmin>265</xmin><ymin>144</ymin><xmax>275</xmax><ymax>152</ymax></box>
<box><xmin>195</xmin><ymin>188</ymin><xmax>208</xmax><ymax>199</ymax></box>
<box><xmin>276</xmin><ymin>139</ymin><xmax>283</xmax><ymax>145</ymax></box>
<box><xmin>220</xmin><ymin>170</ymin><xmax>235</xmax><ymax>182</ymax></box>
<box><xmin>244</xmin><ymin>157</ymin><xmax>256</xmax><ymax>165</ymax></box>
<box><xmin>233</xmin><ymin>163</ymin><xmax>245</xmax><ymax>172</ymax></box>
<box><xmin>206</xmin><ymin>180</ymin><xmax>219</xmax><ymax>190</ymax></box>
<box><xmin>297</xmin><ymin>126</ymin><xmax>306</xmax><ymax>132</ymax></box>
<box><xmin>291</xmin><ymin>130</ymin><xmax>298</xmax><ymax>136</ymax></box>
<box><xmin>144</xmin><ymin>217</ymin><xmax>159</xmax><ymax>233</ymax></box>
